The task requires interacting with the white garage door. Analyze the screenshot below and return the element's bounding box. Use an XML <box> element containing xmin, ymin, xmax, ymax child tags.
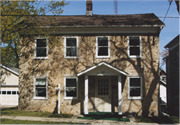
<box><xmin>0</xmin><ymin>87</ymin><xmax>18</xmax><ymax>105</ymax></box>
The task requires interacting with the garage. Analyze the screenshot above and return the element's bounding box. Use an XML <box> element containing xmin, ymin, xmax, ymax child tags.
<box><xmin>0</xmin><ymin>65</ymin><xmax>19</xmax><ymax>106</ymax></box>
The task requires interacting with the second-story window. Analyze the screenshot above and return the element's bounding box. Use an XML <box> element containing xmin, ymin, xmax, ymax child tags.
<box><xmin>35</xmin><ymin>38</ymin><xmax>48</xmax><ymax>59</ymax></box>
<box><xmin>128</xmin><ymin>36</ymin><xmax>141</xmax><ymax>58</ymax></box>
<box><xmin>64</xmin><ymin>37</ymin><xmax>78</xmax><ymax>58</ymax></box>
<box><xmin>96</xmin><ymin>36</ymin><xmax>110</xmax><ymax>58</ymax></box>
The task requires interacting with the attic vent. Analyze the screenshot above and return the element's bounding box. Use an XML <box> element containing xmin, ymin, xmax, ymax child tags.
<box><xmin>86</xmin><ymin>0</ymin><xmax>93</xmax><ymax>16</ymax></box>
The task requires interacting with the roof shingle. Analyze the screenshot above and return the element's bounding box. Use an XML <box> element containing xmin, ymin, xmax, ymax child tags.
<box><xmin>24</xmin><ymin>13</ymin><xmax>164</xmax><ymax>27</ymax></box>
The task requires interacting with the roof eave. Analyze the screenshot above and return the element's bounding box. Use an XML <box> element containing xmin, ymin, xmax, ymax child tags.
<box><xmin>40</xmin><ymin>25</ymin><xmax>165</xmax><ymax>28</ymax></box>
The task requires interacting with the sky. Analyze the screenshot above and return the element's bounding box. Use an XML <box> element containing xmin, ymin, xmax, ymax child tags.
<box><xmin>39</xmin><ymin>0</ymin><xmax>179</xmax><ymax>70</ymax></box>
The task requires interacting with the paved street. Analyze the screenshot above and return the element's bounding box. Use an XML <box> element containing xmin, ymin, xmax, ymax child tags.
<box><xmin>0</xmin><ymin>115</ymin><xmax>162</xmax><ymax>124</ymax></box>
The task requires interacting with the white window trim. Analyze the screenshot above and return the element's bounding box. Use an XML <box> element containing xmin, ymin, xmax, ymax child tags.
<box><xmin>34</xmin><ymin>77</ymin><xmax>48</xmax><ymax>100</ymax></box>
<box><xmin>64</xmin><ymin>36</ymin><xmax>78</xmax><ymax>59</ymax></box>
<box><xmin>128</xmin><ymin>76</ymin><xmax>142</xmax><ymax>99</ymax></box>
<box><xmin>96</xmin><ymin>36</ymin><xmax>110</xmax><ymax>58</ymax></box>
<box><xmin>34</xmin><ymin>37</ymin><xmax>48</xmax><ymax>59</ymax></box>
<box><xmin>64</xmin><ymin>77</ymin><xmax>78</xmax><ymax>100</ymax></box>
<box><xmin>127</xmin><ymin>36</ymin><xmax>142</xmax><ymax>58</ymax></box>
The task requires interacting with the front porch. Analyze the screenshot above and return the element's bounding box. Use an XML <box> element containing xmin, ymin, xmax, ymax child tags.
<box><xmin>77</xmin><ymin>62</ymin><xmax>128</xmax><ymax>115</ymax></box>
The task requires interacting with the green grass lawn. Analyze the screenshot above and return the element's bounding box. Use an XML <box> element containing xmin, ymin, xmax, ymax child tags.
<box><xmin>1</xmin><ymin>107</ymin><xmax>73</xmax><ymax>118</ymax></box>
<box><xmin>0</xmin><ymin>119</ymin><xmax>78</xmax><ymax>124</ymax></box>
<box><xmin>135</xmin><ymin>115</ymin><xmax>179</xmax><ymax>124</ymax></box>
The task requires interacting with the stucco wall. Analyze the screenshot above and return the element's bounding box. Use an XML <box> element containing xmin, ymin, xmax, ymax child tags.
<box><xmin>19</xmin><ymin>35</ymin><xmax>160</xmax><ymax>116</ymax></box>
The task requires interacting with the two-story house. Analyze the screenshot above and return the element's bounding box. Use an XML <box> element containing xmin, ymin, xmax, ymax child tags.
<box><xmin>18</xmin><ymin>0</ymin><xmax>165</xmax><ymax>116</ymax></box>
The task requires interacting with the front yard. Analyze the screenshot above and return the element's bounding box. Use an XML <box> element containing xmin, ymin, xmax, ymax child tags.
<box><xmin>0</xmin><ymin>119</ymin><xmax>77</xmax><ymax>124</ymax></box>
<box><xmin>1</xmin><ymin>106</ymin><xmax>73</xmax><ymax>118</ymax></box>
<box><xmin>135</xmin><ymin>115</ymin><xmax>179</xmax><ymax>124</ymax></box>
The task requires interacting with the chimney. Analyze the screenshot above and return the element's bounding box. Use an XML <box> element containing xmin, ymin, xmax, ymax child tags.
<box><xmin>86</xmin><ymin>0</ymin><xmax>92</xmax><ymax>16</ymax></box>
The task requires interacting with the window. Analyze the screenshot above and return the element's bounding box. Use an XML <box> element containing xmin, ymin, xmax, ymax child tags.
<box><xmin>128</xmin><ymin>36</ymin><xmax>141</xmax><ymax>58</ymax></box>
<box><xmin>35</xmin><ymin>38</ymin><xmax>48</xmax><ymax>59</ymax></box>
<box><xmin>7</xmin><ymin>91</ymin><xmax>11</xmax><ymax>95</ymax></box>
<box><xmin>64</xmin><ymin>77</ymin><xmax>78</xmax><ymax>99</ymax></box>
<box><xmin>12</xmin><ymin>91</ymin><xmax>16</xmax><ymax>95</ymax></box>
<box><xmin>64</xmin><ymin>37</ymin><xmax>78</xmax><ymax>58</ymax></box>
<box><xmin>34</xmin><ymin>78</ymin><xmax>48</xmax><ymax>99</ymax></box>
<box><xmin>96</xmin><ymin>36</ymin><xmax>110</xmax><ymax>58</ymax></box>
<box><xmin>128</xmin><ymin>77</ymin><xmax>142</xmax><ymax>99</ymax></box>
<box><xmin>2</xmin><ymin>91</ymin><xmax>6</xmax><ymax>94</ymax></box>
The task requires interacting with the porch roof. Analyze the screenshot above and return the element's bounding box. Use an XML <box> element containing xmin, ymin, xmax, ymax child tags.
<box><xmin>77</xmin><ymin>62</ymin><xmax>128</xmax><ymax>76</ymax></box>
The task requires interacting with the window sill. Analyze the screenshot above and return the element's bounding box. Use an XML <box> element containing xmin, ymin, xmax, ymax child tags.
<box><xmin>34</xmin><ymin>57</ymin><xmax>48</xmax><ymax>60</ymax></box>
<box><xmin>64</xmin><ymin>57</ymin><xmax>78</xmax><ymax>59</ymax></box>
<box><xmin>34</xmin><ymin>97</ymin><xmax>48</xmax><ymax>100</ymax></box>
<box><xmin>128</xmin><ymin>97</ymin><xmax>142</xmax><ymax>100</ymax></box>
<box><xmin>64</xmin><ymin>97</ymin><xmax>78</xmax><ymax>100</ymax></box>
<box><xmin>96</xmin><ymin>56</ymin><xmax>110</xmax><ymax>59</ymax></box>
<box><xmin>128</xmin><ymin>56</ymin><xmax>142</xmax><ymax>58</ymax></box>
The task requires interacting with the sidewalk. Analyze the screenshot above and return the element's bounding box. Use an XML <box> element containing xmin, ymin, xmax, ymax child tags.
<box><xmin>0</xmin><ymin>115</ymin><xmax>168</xmax><ymax>124</ymax></box>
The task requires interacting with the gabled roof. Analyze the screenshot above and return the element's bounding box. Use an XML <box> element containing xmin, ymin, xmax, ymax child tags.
<box><xmin>23</xmin><ymin>13</ymin><xmax>165</xmax><ymax>27</ymax></box>
<box><xmin>77</xmin><ymin>62</ymin><xmax>128</xmax><ymax>76</ymax></box>
<box><xmin>164</xmin><ymin>34</ymin><xmax>179</xmax><ymax>49</ymax></box>
<box><xmin>0</xmin><ymin>64</ymin><xmax>19</xmax><ymax>76</ymax></box>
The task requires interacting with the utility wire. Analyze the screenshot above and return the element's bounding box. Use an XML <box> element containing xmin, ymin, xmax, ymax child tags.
<box><xmin>163</xmin><ymin>0</ymin><xmax>173</xmax><ymax>22</ymax></box>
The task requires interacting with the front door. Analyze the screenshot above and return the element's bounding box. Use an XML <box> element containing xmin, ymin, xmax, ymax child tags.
<box><xmin>95</xmin><ymin>76</ymin><xmax>111</xmax><ymax>112</ymax></box>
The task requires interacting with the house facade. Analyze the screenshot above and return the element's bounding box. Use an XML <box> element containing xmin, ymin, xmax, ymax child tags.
<box><xmin>0</xmin><ymin>65</ymin><xmax>19</xmax><ymax>105</ymax></box>
<box><xmin>164</xmin><ymin>34</ymin><xmax>179</xmax><ymax>116</ymax></box>
<box><xmin>19</xmin><ymin>1</ymin><xmax>165</xmax><ymax>116</ymax></box>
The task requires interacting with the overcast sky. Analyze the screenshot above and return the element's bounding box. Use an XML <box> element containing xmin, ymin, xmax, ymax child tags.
<box><xmin>44</xmin><ymin>0</ymin><xmax>180</xmax><ymax>70</ymax></box>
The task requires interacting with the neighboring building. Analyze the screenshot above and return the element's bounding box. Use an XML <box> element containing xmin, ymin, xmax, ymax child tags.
<box><xmin>0</xmin><ymin>65</ymin><xmax>19</xmax><ymax>105</ymax></box>
<box><xmin>159</xmin><ymin>69</ymin><xmax>167</xmax><ymax>113</ymax></box>
<box><xmin>164</xmin><ymin>34</ymin><xmax>179</xmax><ymax>116</ymax></box>
<box><xmin>18</xmin><ymin>0</ymin><xmax>165</xmax><ymax>116</ymax></box>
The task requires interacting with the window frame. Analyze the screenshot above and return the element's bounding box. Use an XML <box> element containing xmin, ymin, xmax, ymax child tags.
<box><xmin>34</xmin><ymin>77</ymin><xmax>48</xmax><ymax>100</ymax></box>
<box><xmin>128</xmin><ymin>36</ymin><xmax>142</xmax><ymax>58</ymax></box>
<box><xmin>64</xmin><ymin>36</ymin><xmax>78</xmax><ymax>59</ymax></box>
<box><xmin>34</xmin><ymin>37</ymin><xmax>48</xmax><ymax>59</ymax></box>
<box><xmin>128</xmin><ymin>76</ymin><xmax>142</xmax><ymax>99</ymax></box>
<box><xmin>96</xmin><ymin>36</ymin><xmax>110</xmax><ymax>58</ymax></box>
<box><xmin>64</xmin><ymin>77</ymin><xmax>78</xmax><ymax>100</ymax></box>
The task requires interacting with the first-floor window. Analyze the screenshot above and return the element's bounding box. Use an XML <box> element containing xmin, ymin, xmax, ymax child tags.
<box><xmin>64</xmin><ymin>77</ymin><xmax>78</xmax><ymax>99</ymax></box>
<box><xmin>34</xmin><ymin>78</ymin><xmax>48</xmax><ymax>99</ymax></box>
<box><xmin>128</xmin><ymin>77</ymin><xmax>142</xmax><ymax>99</ymax></box>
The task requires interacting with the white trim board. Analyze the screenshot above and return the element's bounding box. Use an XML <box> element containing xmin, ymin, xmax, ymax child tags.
<box><xmin>1</xmin><ymin>65</ymin><xmax>19</xmax><ymax>76</ymax></box>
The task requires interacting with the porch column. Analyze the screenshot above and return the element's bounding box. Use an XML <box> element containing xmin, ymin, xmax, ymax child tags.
<box><xmin>85</xmin><ymin>75</ymin><xmax>88</xmax><ymax>114</ymax></box>
<box><xmin>118</xmin><ymin>75</ymin><xmax>122</xmax><ymax>115</ymax></box>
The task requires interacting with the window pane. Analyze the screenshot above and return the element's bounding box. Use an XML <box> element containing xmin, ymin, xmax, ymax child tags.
<box><xmin>66</xmin><ymin>89</ymin><xmax>77</xmax><ymax>97</ymax></box>
<box><xmin>129</xmin><ymin>37</ymin><xmax>140</xmax><ymax>45</ymax></box>
<box><xmin>7</xmin><ymin>91</ymin><xmax>11</xmax><ymax>94</ymax></box>
<box><xmin>36</xmin><ymin>88</ymin><xmax>46</xmax><ymax>97</ymax></box>
<box><xmin>98</xmin><ymin>37</ymin><xmax>108</xmax><ymax>46</ymax></box>
<box><xmin>0</xmin><ymin>91</ymin><xmax>1</xmax><ymax>94</ymax></box>
<box><xmin>130</xmin><ymin>78</ymin><xmax>140</xmax><ymax>86</ymax></box>
<box><xmin>2</xmin><ymin>91</ymin><xmax>6</xmax><ymax>94</ymax></box>
<box><xmin>98</xmin><ymin>47</ymin><xmax>108</xmax><ymax>56</ymax></box>
<box><xmin>36</xmin><ymin>48</ymin><xmax>47</xmax><ymax>57</ymax></box>
<box><xmin>130</xmin><ymin>88</ymin><xmax>140</xmax><ymax>96</ymax></box>
<box><xmin>12</xmin><ymin>91</ymin><xmax>16</xmax><ymax>95</ymax></box>
<box><xmin>37</xmin><ymin>39</ymin><xmax>46</xmax><ymax>47</ymax></box>
<box><xmin>36</xmin><ymin>79</ymin><xmax>46</xmax><ymax>87</ymax></box>
<box><xmin>130</xmin><ymin>47</ymin><xmax>140</xmax><ymax>56</ymax></box>
<box><xmin>66</xmin><ymin>79</ymin><xmax>76</xmax><ymax>87</ymax></box>
<box><xmin>66</xmin><ymin>38</ymin><xmax>76</xmax><ymax>46</ymax></box>
<box><xmin>66</xmin><ymin>48</ymin><xmax>77</xmax><ymax>56</ymax></box>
